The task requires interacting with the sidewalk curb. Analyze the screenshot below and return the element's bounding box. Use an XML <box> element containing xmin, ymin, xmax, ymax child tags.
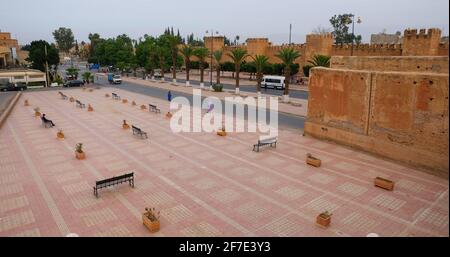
<box><xmin>0</xmin><ymin>92</ymin><xmax>22</xmax><ymax>129</ymax></box>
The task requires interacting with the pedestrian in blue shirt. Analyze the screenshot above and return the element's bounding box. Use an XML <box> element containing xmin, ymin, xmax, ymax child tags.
<box><xmin>168</xmin><ymin>91</ymin><xmax>172</xmax><ymax>102</ymax></box>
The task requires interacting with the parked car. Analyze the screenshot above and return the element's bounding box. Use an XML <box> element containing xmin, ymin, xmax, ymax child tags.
<box><xmin>0</xmin><ymin>82</ymin><xmax>27</xmax><ymax>92</ymax></box>
<box><xmin>63</xmin><ymin>80</ymin><xmax>84</xmax><ymax>87</ymax></box>
<box><xmin>261</xmin><ymin>75</ymin><xmax>286</xmax><ymax>90</ymax></box>
<box><xmin>153</xmin><ymin>69</ymin><xmax>162</xmax><ymax>79</ymax></box>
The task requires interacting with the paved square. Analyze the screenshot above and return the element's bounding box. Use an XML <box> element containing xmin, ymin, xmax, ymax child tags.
<box><xmin>0</xmin><ymin>87</ymin><xmax>448</xmax><ymax>237</ymax></box>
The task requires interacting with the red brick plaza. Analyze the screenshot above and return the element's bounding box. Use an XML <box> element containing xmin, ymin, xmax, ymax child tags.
<box><xmin>0</xmin><ymin>87</ymin><xmax>448</xmax><ymax>237</ymax></box>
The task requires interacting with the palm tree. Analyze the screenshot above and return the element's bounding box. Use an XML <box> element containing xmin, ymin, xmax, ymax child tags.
<box><xmin>155</xmin><ymin>46</ymin><xmax>166</xmax><ymax>81</ymax></box>
<box><xmin>227</xmin><ymin>48</ymin><xmax>249</xmax><ymax>94</ymax></box>
<box><xmin>308</xmin><ymin>54</ymin><xmax>331</xmax><ymax>67</ymax></box>
<box><xmin>82</xmin><ymin>71</ymin><xmax>92</xmax><ymax>84</ymax></box>
<box><xmin>180</xmin><ymin>45</ymin><xmax>195</xmax><ymax>86</ymax></box>
<box><xmin>252</xmin><ymin>55</ymin><xmax>270</xmax><ymax>97</ymax></box>
<box><xmin>213</xmin><ymin>50</ymin><xmax>223</xmax><ymax>85</ymax></box>
<box><xmin>194</xmin><ymin>47</ymin><xmax>209</xmax><ymax>88</ymax></box>
<box><xmin>275</xmin><ymin>48</ymin><xmax>301</xmax><ymax>102</ymax></box>
<box><xmin>167</xmin><ymin>35</ymin><xmax>181</xmax><ymax>83</ymax></box>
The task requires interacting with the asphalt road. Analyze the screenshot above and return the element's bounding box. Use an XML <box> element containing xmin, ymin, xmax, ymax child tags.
<box><xmin>95</xmin><ymin>76</ymin><xmax>306</xmax><ymax>131</ymax></box>
<box><xmin>154</xmin><ymin>76</ymin><xmax>309</xmax><ymax>99</ymax></box>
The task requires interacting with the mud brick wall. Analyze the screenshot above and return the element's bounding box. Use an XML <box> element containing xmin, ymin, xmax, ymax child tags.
<box><xmin>330</xmin><ymin>56</ymin><xmax>449</xmax><ymax>73</ymax></box>
<box><xmin>305</xmin><ymin>67</ymin><xmax>449</xmax><ymax>175</ymax></box>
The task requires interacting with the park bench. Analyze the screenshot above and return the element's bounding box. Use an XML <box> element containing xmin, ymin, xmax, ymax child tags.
<box><xmin>112</xmin><ymin>93</ymin><xmax>121</xmax><ymax>100</ymax></box>
<box><xmin>148</xmin><ymin>104</ymin><xmax>161</xmax><ymax>113</ymax></box>
<box><xmin>253</xmin><ymin>136</ymin><xmax>277</xmax><ymax>152</ymax></box>
<box><xmin>76</xmin><ymin>100</ymin><xmax>86</xmax><ymax>108</ymax></box>
<box><xmin>58</xmin><ymin>91</ymin><xmax>68</xmax><ymax>100</ymax></box>
<box><xmin>132</xmin><ymin>125</ymin><xmax>148</xmax><ymax>139</ymax></box>
<box><xmin>41</xmin><ymin>116</ymin><xmax>54</xmax><ymax>128</ymax></box>
<box><xmin>93</xmin><ymin>172</ymin><xmax>134</xmax><ymax>197</ymax></box>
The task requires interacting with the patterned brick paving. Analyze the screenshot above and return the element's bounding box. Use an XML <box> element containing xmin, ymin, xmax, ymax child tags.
<box><xmin>0</xmin><ymin>88</ymin><xmax>448</xmax><ymax>237</ymax></box>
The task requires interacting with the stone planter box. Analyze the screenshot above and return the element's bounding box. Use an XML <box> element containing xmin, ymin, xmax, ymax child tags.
<box><xmin>75</xmin><ymin>151</ymin><xmax>85</xmax><ymax>160</ymax></box>
<box><xmin>57</xmin><ymin>132</ymin><xmax>65</xmax><ymax>139</ymax></box>
<box><xmin>374</xmin><ymin>177</ymin><xmax>394</xmax><ymax>191</ymax></box>
<box><xmin>166</xmin><ymin>112</ymin><xmax>173</xmax><ymax>118</ymax></box>
<box><xmin>217</xmin><ymin>130</ymin><xmax>227</xmax><ymax>136</ymax></box>
<box><xmin>105</xmin><ymin>94</ymin><xmax>110</xmax><ymax>98</ymax></box>
<box><xmin>24</xmin><ymin>100</ymin><xmax>29</xmax><ymax>106</ymax></box>
<box><xmin>141</xmin><ymin>105</ymin><xmax>147</xmax><ymax>110</ymax></box>
<box><xmin>142</xmin><ymin>214</ymin><xmax>160</xmax><ymax>233</ymax></box>
<box><xmin>88</xmin><ymin>106</ymin><xmax>94</xmax><ymax>112</ymax></box>
<box><xmin>123</xmin><ymin>124</ymin><xmax>130</xmax><ymax>129</ymax></box>
<box><xmin>316</xmin><ymin>213</ymin><xmax>331</xmax><ymax>227</ymax></box>
<box><xmin>306</xmin><ymin>154</ymin><xmax>321</xmax><ymax>167</ymax></box>
<box><xmin>35</xmin><ymin>111</ymin><xmax>41</xmax><ymax>117</ymax></box>
<box><xmin>122</xmin><ymin>99</ymin><xmax>128</xmax><ymax>104</ymax></box>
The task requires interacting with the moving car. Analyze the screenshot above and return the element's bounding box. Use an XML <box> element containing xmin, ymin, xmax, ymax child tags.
<box><xmin>0</xmin><ymin>82</ymin><xmax>27</xmax><ymax>92</ymax></box>
<box><xmin>63</xmin><ymin>80</ymin><xmax>84</xmax><ymax>87</ymax></box>
<box><xmin>107</xmin><ymin>74</ymin><xmax>122</xmax><ymax>84</ymax></box>
<box><xmin>261</xmin><ymin>75</ymin><xmax>286</xmax><ymax>90</ymax></box>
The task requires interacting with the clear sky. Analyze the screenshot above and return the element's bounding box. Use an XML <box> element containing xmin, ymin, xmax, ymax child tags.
<box><xmin>1</xmin><ymin>0</ymin><xmax>448</xmax><ymax>45</ymax></box>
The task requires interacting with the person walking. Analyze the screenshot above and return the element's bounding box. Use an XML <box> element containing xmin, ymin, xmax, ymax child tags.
<box><xmin>167</xmin><ymin>91</ymin><xmax>172</xmax><ymax>102</ymax></box>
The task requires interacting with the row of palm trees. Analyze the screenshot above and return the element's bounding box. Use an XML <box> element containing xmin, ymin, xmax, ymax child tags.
<box><xmin>177</xmin><ymin>44</ymin><xmax>303</xmax><ymax>102</ymax></box>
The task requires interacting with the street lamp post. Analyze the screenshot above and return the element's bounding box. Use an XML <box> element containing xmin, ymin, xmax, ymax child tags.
<box><xmin>206</xmin><ymin>30</ymin><xmax>218</xmax><ymax>89</ymax></box>
<box><xmin>350</xmin><ymin>15</ymin><xmax>362</xmax><ymax>56</ymax></box>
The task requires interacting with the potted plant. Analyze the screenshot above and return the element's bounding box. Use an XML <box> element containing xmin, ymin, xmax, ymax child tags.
<box><xmin>217</xmin><ymin>124</ymin><xmax>227</xmax><ymax>136</ymax></box>
<box><xmin>140</xmin><ymin>104</ymin><xmax>147</xmax><ymax>110</ymax></box>
<box><xmin>316</xmin><ymin>211</ymin><xmax>332</xmax><ymax>227</ymax></box>
<box><xmin>34</xmin><ymin>107</ymin><xmax>41</xmax><ymax>117</ymax></box>
<box><xmin>57</xmin><ymin>129</ymin><xmax>65</xmax><ymax>139</ymax></box>
<box><xmin>306</xmin><ymin>153</ymin><xmax>321</xmax><ymax>167</ymax></box>
<box><xmin>75</xmin><ymin>143</ymin><xmax>85</xmax><ymax>160</ymax></box>
<box><xmin>166</xmin><ymin>112</ymin><xmax>173</xmax><ymax>118</ymax></box>
<box><xmin>88</xmin><ymin>88</ymin><xmax>94</xmax><ymax>92</ymax></box>
<box><xmin>69</xmin><ymin>97</ymin><xmax>75</xmax><ymax>102</ymax></box>
<box><xmin>87</xmin><ymin>104</ymin><xmax>94</xmax><ymax>112</ymax></box>
<box><xmin>122</xmin><ymin>120</ymin><xmax>130</xmax><ymax>129</ymax></box>
<box><xmin>105</xmin><ymin>93</ymin><xmax>110</xmax><ymax>98</ymax></box>
<box><xmin>132</xmin><ymin>100</ymin><xmax>137</xmax><ymax>106</ymax></box>
<box><xmin>374</xmin><ymin>177</ymin><xmax>395</xmax><ymax>191</ymax></box>
<box><xmin>142</xmin><ymin>207</ymin><xmax>160</xmax><ymax>233</ymax></box>
<box><xmin>24</xmin><ymin>99</ymin><xmax>29</xmax><ymax>106</ymax></box>
<box><xmin>122</xmin><ymin>99</ymin><xmax>128</xmax><ymax>104</ymax></box>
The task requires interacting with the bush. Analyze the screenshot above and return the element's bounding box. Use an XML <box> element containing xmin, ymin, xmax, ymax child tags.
<box><xmin>303</xmin><ymin>65</ymin><xmax>313</xmax><ymax>77</ymax></box>
<box><xmin>212</xmin><ymin>84</ymin><xmax>223</xmax><ymax>92</ymax></box>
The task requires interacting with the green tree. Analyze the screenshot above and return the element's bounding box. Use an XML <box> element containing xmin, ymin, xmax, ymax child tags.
<box><xmin>194</xmin><ymin>47</ymin><xmax>209</xmax><ymax>88</ymax></box>
<box><xmin>26</xmin><ymin>40</ymin><xmax>60</xmax><ymax>76</ymax></box>
<box><xmin>329</xmin><ymin>14</ymin><xmax>362</xmax><ymax>44</ymax></box>
<box><xmin>82</xmin><ymin>71</ymin><xmax>92</xmax><ymax>84</ymax></box>
<box><xmin>308</xmin><ymin>54</ymin><xmax>331</xmax><ymax>67</ymax></box>
<box><xmin>66</xmin><ymin>67</ymin><xmax>79</xmax><ymax>79</ymax></box>
<box><xmin>252</xmin><ymin>55</ymin><xmax>270</xmax><ymax>95</ymax></box>
<box><xmin>180</xmin><ymin>45</ymin><xmax>195</xmax><ymax>85</ymax></box>
<box><xmin>212</xmin><ymin>50</ymin><xmax>223</xmax><ymax>85</ymax></box>
<box><xmin>155</xmin><ymin>46</ymin><xmax>167</xmax><ymax>80</ymax></box>
<box><xmin>275</xmin><ymin>48</ymin><xmax>301</xmax><ymax>101</ymax></box>
<box><xmin>227</xmin><ymin>48</ymin><xmax>249</xmax><ymax>94</ymax></box>
<box><xmin>88</xmin><ymin>33</ymin><xmax>102</xmax><ymax>60</ymax></box>
<box><xmin>53</xmin><ymin>27</ymin><xmax>75</xmax><ymax>53</ymax></box>
<box><xmin>166</xmin><ymin>34</ymin><xmax>182</xmax><ymax>82</ymax></box>
<box><xmin>302</xmin><ymin>65</ymin><xmax>313</xmax><ymax>77</ymax></box>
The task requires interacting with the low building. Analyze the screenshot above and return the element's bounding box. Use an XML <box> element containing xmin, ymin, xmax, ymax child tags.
<box><xmin>0</xmin><ymin>69</ymin><xmax>47</xmax><ymax>86</ymax></box>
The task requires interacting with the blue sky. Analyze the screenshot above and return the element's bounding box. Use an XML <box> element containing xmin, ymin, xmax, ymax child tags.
<box><xmin>1</xmin><ymin>0</ymin><xmax>448</xmax><ymax>45</ymax></box>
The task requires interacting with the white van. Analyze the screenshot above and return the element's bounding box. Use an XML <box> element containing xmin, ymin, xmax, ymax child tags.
<box><xmin>261</xmin><ymin>75</ymin><xmax>285</xmax><ymax>90</ymax></box>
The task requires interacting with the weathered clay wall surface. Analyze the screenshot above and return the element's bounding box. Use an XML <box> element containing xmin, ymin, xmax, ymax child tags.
<box><xmin>305</xmin><ymin>67</ymin><xmax>449</xmax><ymax>175</ymax></box>
<box><xmin>330</xmin><ymin>56</ymin><xmax>449</xmax><ymax>73</ymax></box>
<box><xmin>306</xmin><ymin>68</ymin><xmax>371</xmax><ymax>135</ymax></box>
